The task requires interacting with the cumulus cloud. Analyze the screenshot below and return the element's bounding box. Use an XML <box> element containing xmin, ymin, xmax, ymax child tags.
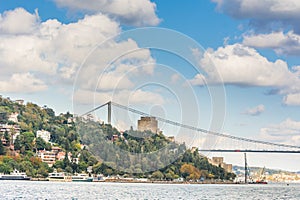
<box><xmin>0</xmin><ymin>8</ymin><xmax>155</xmax><ymax>92</ymax></box>
<box><xmin>0</xmin><ymin>8</ymin><xmax>156</xmax><ymax>99</ymax></box>
<box><xmin>212</xmin><ymin>0</ymin><xmax>300</xmax><ymax>33</ymax></box>
<box><xmin>283</xmin><ymin>93</ymin><xmax>300</xmax><ymax>106</ymax></box>
<box><xmin>0</xmin><ymin>73</ymin><xmax>47</xmax><ymax>93</ymax></box>
<box><xmin>191</xmin><ymin>43</ymin><xmax>300</xmax><ymax>106</ymax></box>
<box><xmin>192</xmin><ymin>44</ymin><xmax>300</xmax><ymax>87</ymax></box>
<box><xmin>54</xmin><ymin>0</ymin><xmax>160</xmax><ymax>26</ymax></box>
<box><xmin>243</xmin><ymin>31</ymin><xmax>300</xmax><ymax>56</ymax></box>
<box><xmin>242</xmin><ymin>104</ymin><xmax>265</xmax><ymax>116</ymax></box>
<box><xmin>0</xmin><ymin>8</ymin><xmax>39</xmax><ymax>34</ymax></box>
<box><xmin>0</xmin><ymin>10</ymin><xmax>122</xmax><ymax>80</ymax></box>
<box><xmin>260</xmin><ymin>118</ymin><xmax>300</xmax><ymax>145</ymax></box>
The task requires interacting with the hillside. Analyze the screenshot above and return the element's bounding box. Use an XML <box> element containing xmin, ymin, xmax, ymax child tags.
<box><xmin>0</xmin><ymin>96</ymin><xmax>235</xmax><ymax>181</ymax></box>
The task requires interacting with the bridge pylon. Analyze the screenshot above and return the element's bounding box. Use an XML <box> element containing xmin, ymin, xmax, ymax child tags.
<box><xmin>108</xmin><ymin>101</ymin><xmax>112</xmax><ymax>125</ymax></box>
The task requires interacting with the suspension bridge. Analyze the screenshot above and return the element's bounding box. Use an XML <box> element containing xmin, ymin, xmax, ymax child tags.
<box><xmin>80</xmin><ymin>101</ymin><xmax>300</xmax><ymax>154</ymax></box>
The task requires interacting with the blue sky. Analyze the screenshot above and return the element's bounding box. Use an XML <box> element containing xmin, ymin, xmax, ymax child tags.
<box><xmin>1</xmin><ymin>0</ymin><xmax>300</xmax><ymax>171</ymax></box>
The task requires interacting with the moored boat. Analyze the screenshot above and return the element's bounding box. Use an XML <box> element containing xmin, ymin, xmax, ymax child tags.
<box><xmin>72</xmin><ymin>173</ymin><xmax>93</xmax><ymax>182</ymax></box>
<box><xmin>48</xmin><ymin>172</ymin><xmax>72</xmax><ymax>182</ymax></box>
<box><xmin>0</xmin><ymin>169</ymin><xmax>31</xmax><ymax>180</ymax></box>
<box><xmin>251</xmin><ymin>167</ymin><xmax>268</xmax><ymax>184</ymax></box>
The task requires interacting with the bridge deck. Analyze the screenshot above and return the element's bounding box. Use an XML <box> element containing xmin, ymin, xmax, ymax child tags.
<box><xmin>199</xmin><ymin>150</ymin><xmax>300</xmax><ymax>153</ymax></box>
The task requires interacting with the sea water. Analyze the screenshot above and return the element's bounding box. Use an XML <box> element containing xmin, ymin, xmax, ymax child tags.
<box><xmin>0</xmin><ymin>181</ymin><xmax>299</xmax><ymax>200</ymax></box>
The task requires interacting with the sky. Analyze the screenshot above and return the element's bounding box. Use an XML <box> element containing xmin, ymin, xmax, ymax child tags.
<box><xmin>0</xmin><ymin>0</ymin><xmax>300</xmax><ymax>171</ymax></box>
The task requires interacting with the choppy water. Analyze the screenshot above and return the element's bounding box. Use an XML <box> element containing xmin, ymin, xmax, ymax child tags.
<box><xmin>0</xmin><ymin>181</ymin><xmax>299</xmax><ymax>200</ymax></box>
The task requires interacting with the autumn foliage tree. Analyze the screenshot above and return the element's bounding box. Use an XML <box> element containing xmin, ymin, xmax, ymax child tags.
<box><xmin>180</xmin><ymin>163</ymin><xmax>201</xmax><ymax>181</ymax></box>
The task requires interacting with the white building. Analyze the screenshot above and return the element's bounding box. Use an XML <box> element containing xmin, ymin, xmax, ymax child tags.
<box><xmin>15</xmin><ymin>100</ymin><xmax>24</xmax><ymax>105</ymax></box>
<box><xmin>8</xmin><ymin>112</ymin><xmax>19</xmax><ymax>123</ymax></box>
<box><xmin>37</xmin><ymin>130</ymin><xmax>51</xmax><ymax>143</ymax></box>
<box><xmin>37</xmin><ymin>150</ymin><xmax>56</xmax><ymax>167</ymax></box>
<box><xmin>0</xmin><ymin>124</ymin><xmax>21</xmax><ymax>143</ymax></box>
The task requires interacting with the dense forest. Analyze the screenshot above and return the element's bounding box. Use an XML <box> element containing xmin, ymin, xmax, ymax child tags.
<box><xmin>0</xmin><ymin>96</ymin><xmax>235</xmax><ymax>181</ymax></box>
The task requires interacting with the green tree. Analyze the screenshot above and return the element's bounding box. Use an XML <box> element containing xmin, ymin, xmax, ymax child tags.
<box><xmin>65</xmin><ymin>166</ymin><xmax>73</xmax><ymax>173</ymax></box>
<box><xmin>0</xmin><ymin>112</ymin><xmax>8</xmax><ymax>124</ymax></box>
<box><xmin>63</xmin><ymin>151</ymin><xmax>71</xmax><ymax>169</ymax></box>
<box><xmin>0</xmin><ymin>163</ymin><xmax>12</xmax><ymax>174</ymax></box>
<box><xmin>103</xmin><ymin>168</ymin><xmax>113</xmax><ymax>176</ymax></box>
<box><xmin>4</xmin><ymin>131</ymin><xmax>10</xmax><ymax>146</ymax></box>
<box><xmin>151</xmin><ymin>171</ymin><xmax>164</xmax><ymax>180</ymax></box>
<box><xmin>165</xmin><ymin>170</ymin><xmax>176</xmax><ymax>181</ymax></box>
<box><xmin>78</xmin><ymin>162</ymin><xmax>88</xmax><ymax>172</ymax></box>
<box><xmin>14</xmin><ymin>132</ymin><xmax>35</xmax><ymax>153</ymax></box>
<box><xmin>53</xmin><ymin>160</ymin><xmax>64</xmax><ymax>169</ymax></box>
<box><xmin>92</xmin><ymin>162</ymin><xmax>102</xmax><ymax>174</ymax></box>
<box><xmin>0</xmin><ymin>141</ymin><xmax>5</xmax><ymax>155</ymax></box>
<box><xmin>36</xmin><ymin>137</ymin><xmax>46</xmax><ymax>150</ymax></box>
<box><xmin>19</xmin><ymin>161</ymin><xmax>34</xmax><ymax>172</ymax></box>
<box><xmin>37</xmin><ymin>166</ymin><xmax>49</xmax><ymax>178</ymax></box>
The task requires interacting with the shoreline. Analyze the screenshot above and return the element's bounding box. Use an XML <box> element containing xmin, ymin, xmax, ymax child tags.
<box><xmin>4</xmin><ymin>178</ymin><xmax>299</xmax><ymax>184</ymax></box>
<box><xmin>29</xmin><ymin>178</ymin><xmax>235</xmax><ymax>184</ymax></box>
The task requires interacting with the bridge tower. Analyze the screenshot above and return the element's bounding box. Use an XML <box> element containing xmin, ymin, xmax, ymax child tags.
<box><xmin>244</xmin><ymin>153</ymin><xmax>248</xmax><ymax>184</ymax></box>
<box><xmin>108</xmin><ymin>101</ymin><xmax>112</xmax><ymax>125</ymax></box>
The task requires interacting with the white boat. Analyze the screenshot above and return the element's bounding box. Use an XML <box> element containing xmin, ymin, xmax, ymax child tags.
<box><xmin>0</xmin><ymin>169</ymin><xmax>31</xmax><ymax>180</ymax></box>
<box><xmin>48</xmin><ymin>172</ymin><xmax>72</xmax><ymax>182</ymax></box>
<box><xmin>72</xmin><ymin>173</ymin><xmax>93</xmax><ymax>182</ymax></box>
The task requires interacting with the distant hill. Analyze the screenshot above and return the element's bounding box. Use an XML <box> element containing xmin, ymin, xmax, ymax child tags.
<box><xmin>233</xmin><ymin>165</ymin><xmax>294</xmax><ymax>175</ymax></box>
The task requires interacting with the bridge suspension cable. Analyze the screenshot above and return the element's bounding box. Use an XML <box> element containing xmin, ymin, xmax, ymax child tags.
<box><xmin>82</xmin><ymin>101</ymin><xmax>300</xmax><ymax>150</ymax></box>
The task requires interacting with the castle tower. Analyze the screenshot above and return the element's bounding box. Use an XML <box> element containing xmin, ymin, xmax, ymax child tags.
<box><xmin>137</xmin><ymin>117</ymin><xmax>158</xmax><ymax>134</ymax></box>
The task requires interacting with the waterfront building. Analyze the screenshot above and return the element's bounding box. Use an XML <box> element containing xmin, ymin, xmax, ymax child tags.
<box><xmin>138</xmin><ymin>117</ymin><xmax>158</xmax><ymax>134</ymax></box>
<box><xmin>37</xmin><ymin>147</ymin><xmax>78</xmax><ymax>167</ymax></box>
<box><xmin>37</xmin><ymin>150</ymin><xmax>57</xmax><ymax>167</ymax></box>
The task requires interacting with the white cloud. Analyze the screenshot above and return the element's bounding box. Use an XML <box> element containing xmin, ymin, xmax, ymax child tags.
<box><xmin>97</xmin><ymin>71</ymin><xmax>134</xmax><ymax>91</ymax></box>
<box><xmin>0</xmin><ymin>9</ymin><xmax>121</xmax><ymax>90</ymax></box>
<box><xmin>212</xmin><ymin>0</ymin><xmax>300</xmax><ymax>33</ymax></box>
<box><xmin>189</xmin><ymin>73</ymin><xmax>206</xmax><ymax>86</ymax></box>
<box><xmin>193</xmin><ymin>44</ymin><xmax>300</xmax><ymax>87</ymax></box>
<box><xmin>283</xmin><ymin>93</ymin><xmax>300</xmax><ymax>106</ymax></box>
<box><xmin>54</xmin><ymin>0</ymin><xmax>160</xmax><ymax>26</ymax></box>
<box><xmin>191</xmin><ymin>43</ymin><xmax>300</xmax><ymax>106</ymax></box>
<box><xmin>73</xmin><ymin>89</ymin><xmax>164</xmax><ymax>106</ymax></box>
<box><xmin>129</xmin><ymin>89</ymin><xmax>164</xmax><ymax>105</ymax></box>
<box><xmin>260</xmin><ymin>118</ymin><xmax>300</xmax><ymax>145</ymax></box>
<box><xmin>293</xmin><ymin>66</ymin><xmax>300</xmax><ymax>76</ymax></box>
<box><xmin>0</xmin><ymin>8</ymin><xmax>39</xmax><ymax>34</ymax></box>
<box><xmin>0</xmin><ymin>8</ymin><xmax>156</xmax><ymax>95</ymax></box>
<box><xmin>0</xmin><ymin>73</ymin><xmax>47</xmax><ymax>93</ymax></box>
<box><xmin>0</xmin><ymin>35</ymin><xmax>58</xmax><ymax>76</ymax></box>
<box><xmin>243</xmin><ymin>31</ymin><xmax>300</xmax><ymax>56</ymax></box>
<box><xmin>242</xmin><ymin>104</ymin><xmax>265</xmax><ymax>116</ymax></box>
